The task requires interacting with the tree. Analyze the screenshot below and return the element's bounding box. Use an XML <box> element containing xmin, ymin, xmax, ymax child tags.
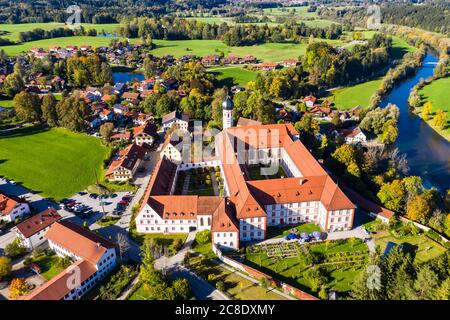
<box><xmin>56</xmin><ymin>93</ymin><xmax>88</xmax><ymax>132</ymax></box>
<box><xmin>330</xmin><ymin>111</ymin><xmax>341</xmax><ymax>127</ymax></box>
<box><xmin>143</xmin><ymin>58</ymin><xmax>157</xmax><ymax>79</ymax></box>
<box><xmin>100</xmin><ymin>122</ymin><xmax>114</xmax><ymax>141</ymax></box>
<box><xmin>433</xmin><ymin>110</ymin><xmax>448</xmax><ymax>129</ymax></box>
<box><xmin>101</xmin><ymin>62</ymin><xmax>113</xmax><ymax>85</ymax></box>
<box><xmin>406</xmin><ymin>194</ymin><xmax>432</xmax><ymax>222</ymax></box>
<box><xmin>318</xmin><ymin>286</ymin><xmax>328</xmax><ymax>300</ymax></box>
<box><xmin>331</xmin><ymin>144</ymin><xmax>361</xmax><ymax>178</ymax></box>
<box><xmin>41</xmin><ymin>94</ymin><xmax>58</xmax><ymax>127</ymax></box>
<box><xmin>5</xmin><ymin>239</ymin><xmax>26</xmax><ymax>259</ymax></box>
<box><xmin>216</xmin><ymin>280</ymin><xmax>225</xmax><ymax>292</ymax></box>
<box><xmin>379</xmin><ymin>119</ymin><xmax>398</xmax><ymax>145</ymax></box>
<box><xmin>434</xmin><ymin>278</ymin><xmax>450</xmax><ymax>300</ymax></box>
<box><xmin>377</xmin><ymin>179</ymin><xmax>406</xmax><ymax>212</ymax></box>
<box><xmin>402</xmin><ymin>176</ymin><xmax>423</xmax><ymax>200</ymax></box>
<box><xmin>116</xmin><ymin>233</ymin><xmax>130</xmax><ymax>262</ymax></box>
<box><xmin>2</xmin><ymin>73</ymin><xmax>24</xmax><ymax>97</ymax></box>
<box><xmin>195</xmin><ymin>230</ymin><xmax>211</xmax><ymax>245</ymax></box>
<box><xmin>413</xmin><ymin>265</ymin><xmax>438</xmax><ymax>300</ymax></box>
<box><xmin>0</xmin><ymin>256</ymin><xmax>12</xmax><ymax>280</ymax></box>
<box><xmin>13</xmin><ymin>91</ymin><xmax>42</xmax><ymax>123</ymax></box>
<box><xmin>9</xmin><ymin>278</ymin><xmax>30</xmax><ymax>299</ymax></box>
<box><xmin>422</xmin><ymin>101</ymin><xmax>432</xmax><ymax>121</ymax></box>
<box><xmin>172</xmin><ymin>278</ymin><xmax>190</xmax><ymax>300</ymax></box>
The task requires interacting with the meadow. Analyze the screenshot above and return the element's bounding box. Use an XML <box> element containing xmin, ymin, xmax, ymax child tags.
<box><xmin>329</xmin><ymin>77</ymin><xmax>383</xmax><ymax>110</ymax></box>
<box><xmin>417</xmin><ymin>76</ymin><xmax>450</xmax><ymax>140</ymax></box>
<box><xmin>208</xmin><ymin>66</ymin><xmax>260</xmax><ymax>87</ymax></box>
<box><xmin>0</xmin><ymin>126</ymin><xmax>111</xmax><ymax>200</ymax></box>
<box><xmin>151</xmin><ymin>38</ymin><xmax>344</xmax><ymax>62</ymax></box>
<box><xmin>0</xmin><ymin>23</ymin><xmax>119</xmax><ymax>42</ymax></box>
<box><xmin>0</xmin><ymin>36</ymin><xmax>133</xmax><ymax>56</ymax></box>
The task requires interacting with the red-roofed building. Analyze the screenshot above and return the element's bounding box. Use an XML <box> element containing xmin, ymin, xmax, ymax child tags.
<box><xmin>105</xmin><ymin>143</ymin><xmax>147</xmax><ymax>181</ymax></box>
<box><xmin>23</xmin><ymin>221</ymin><xmax>117</xmax><ymax>300</ymax></box>
<box><xmin>0</xmin><ymin>193</ymin><xmax>30</xmax><ymax>223</ymax></box>
<box><xmin>15</xmin><ymin>208</ymin><xmax>61</xmax><ymax>250</ymax></box>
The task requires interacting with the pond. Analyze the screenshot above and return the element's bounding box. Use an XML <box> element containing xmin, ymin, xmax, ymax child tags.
<box><xmin>380</xmin><ymin>53</ymin><xmax>450</xmax><ymax>191</ymax></box>
<box><xmin>112</xmin><ymin>72</ymin><xmax>144</xmax><ymax>84</ymax></box>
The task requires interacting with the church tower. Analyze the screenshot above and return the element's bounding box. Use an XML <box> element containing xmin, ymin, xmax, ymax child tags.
<box><xmin>222</xmin><ymin>95</ymin><xmax>234</xmax><ymax>129</ymax></box>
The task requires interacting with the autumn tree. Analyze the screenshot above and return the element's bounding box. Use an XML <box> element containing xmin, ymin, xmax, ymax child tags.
<box><xmin>172</xmin><ymin>278</ymin><xmax>190</xmax><ymax>300</ymax></box>
<box><xmin>2</xmin><ymin>73</ymin><xmax>25</xmax><ymax>97</ymax></box>
<box><xmin>9</xmin><ymin>278</ymin><xmax>30</xmax><ymax>299</ymax></box>
<box><xmin>13</xmin><ymin>91</ymin><xmax>41</xmax><ymax>123</ymax></box>
<box><xmin>406</xmin><ymin>194</ymin><xmax>432</xmax><ymax>222</ymax></box>
<box><xmin>100</xmin><ymin>122</ymin><xmax>114</xmax><ymax>141</ymax></box>
<box><xmin>433</xmin><ymin>110</ymin><xmax>448</xmax><ymax>129</ymax></box>
<box><xmin>331</xmin><ymin>144</ymin><xmax>361</xmax><ymax>178</ymax></box>
<box><xmin>377</xmin><ymin>179</ymin><xmax>406</xmax><ymax>212</ymax></box>
<box><xmin>56</xmin><ymin>93</ymin><xmax>88</xmax><ymax>132</ymax></box>
<box><xmin>422</xmin><ymin>101</ymin><xmax>432</xmax><ymax>121</ymax></box>
<box><xmin>0</xmin><ymin>256</ymin><xmax>12</xmax><ymax>280</ymax></box>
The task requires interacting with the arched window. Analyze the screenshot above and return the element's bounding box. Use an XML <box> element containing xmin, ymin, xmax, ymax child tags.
<box><xmin>208</xmin><ymin>217</ymin><xmax>211</xmax><ymax>226</ymax></box>
<box><xmin>200</xmin><ymin>217</ymin><xmax>204</xmax><ymax>226</ymax></box>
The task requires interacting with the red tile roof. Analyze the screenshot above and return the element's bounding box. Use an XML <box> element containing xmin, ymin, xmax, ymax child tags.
<box><xmin>15</xmin><ymin>208</ymin><xmax>61</xmax><ymax>238</ymax></box>
<box><xmin>0</xmin><ymin>193</ymin><xmax>27</xmax><ymax>217</ymax></box>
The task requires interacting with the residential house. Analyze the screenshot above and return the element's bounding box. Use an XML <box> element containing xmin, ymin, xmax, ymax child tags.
<box><xmin>0</xmin><ymin>193</ymin><xmax>30</xmax><ymax>223</ymax></box>
<box><xmin>133</xmin><ymin>122</ymin><xmax>159</xmax><ymax>146</ymax></box>
<box><xmin>110</xmin><ymin>131</ymin><xmax>132</xmax><ymax>142</ymax></box>
<box><xmin>334</xmin><ymin>126</ymin><xmax>367</xmax><ymax>144</ymax></box>
<box><xmin>162</xmin><ymin>110</ymin><xmax>189</xmax><ymax>132</ymax></box>
<box><xmin>254</xmin><ymin>62</ymin><xmax>280</xmax><ymax>71</ymax></box>
<box><xmin>113</xmin><ymin>104</ymin><xmax>130</xmax><ymax>114</ymax></box>
<box><xmin>121</xmin><ymin>92</ymin><xmax>140</xmax><ymax>103</ymax></box>
<box><xmin>15</xmin><ymin>209</ymin><xmax>62</xmax><ymax>250</ymax></box>
<box><xmin>282</xmin><ymin>59</ymin><xmax>298</xmax><ymax>67</ymax></box>
<box><xmin>99</xmin><ymin>109</ymin><xmax>114</xmax><ymax>121</ymax></box>
<box><xmin>303</xmin><ymin>96</ymin><xmax>317</xmax><ymax>108</ymax></box>
<box><xmin>160</xmin><ymin>135</ymin><xmax>184</xmax><ymax>164</ymax></box>
<box><xmin>161</xmin><ymin>78</ymin><xmax>178</xmax><ymax>91</ymax></box>
<box><xmin>105</xmin><ymin>143</ymin><xmax>147</xmax><ymax>181</ymax></box>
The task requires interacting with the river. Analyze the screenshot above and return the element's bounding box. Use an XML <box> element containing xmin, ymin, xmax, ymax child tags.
<box><xmin>380</xmin><ymin>53</ymin><xmax>450</xmax><ymax>191</ymax></box>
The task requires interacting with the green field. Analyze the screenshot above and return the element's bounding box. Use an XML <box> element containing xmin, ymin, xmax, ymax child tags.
<box><xmin>0</xmin><ymin>23</ymin><xmax>119</xmax><ymax>42</ymax></box>
<box><xmin>151</xmin><ymin>39</ymin><xmax>343</xmax><ymax>62</ymax></box>
<box><xmin>1</xmin><ymin>36</ymin><xmax>133</xmax><ymax>56</ymax></box>
<box><xmin>330</xmin><ymin>77</ymin><xmax>383</xmax><ymax>110</ymax></box>
<box><xmin>417</xmin><ymin>77</ymin><xmax>450</xmax><ymax>140</ymax></box>
<box><xmin>208</xmin><ymin>66</ymin><xmax>260</xmax><ymax>87</ymax></box>
<box><xmin>0</xmin><ymin>99</ymin><xmax>13</xmax><ymax>108</ymax></box>
<box><xmin>0</xmin><ymin>126</ymin><xmax>111</xmax><ymax>200</ymax></box>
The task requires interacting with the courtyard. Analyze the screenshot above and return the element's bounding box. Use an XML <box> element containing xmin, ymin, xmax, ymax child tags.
<box><xmin>173</xmin><ymin>166</ymin><xmax>223</xmax><ymax>197</ymax></box>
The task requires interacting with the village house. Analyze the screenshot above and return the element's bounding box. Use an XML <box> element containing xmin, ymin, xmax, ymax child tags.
<box><xmin>24</xmin><ymin>221</ymin><xmax>117</xmax><ymax>300</ymax></box>
<box><xmin>121</xmin><ymin>92</ymin><xmax>140</xmax><ymax>104</ymax></box>
<box><xmin>112</xmin><ymin>104</ymin><xmax>130</xmax><ymax>114</ymax></box>
<box><xmin>15</xmin><ymin>208</ymin><xmax>62</xmax><ymax>250</ymax></box>
<box><xmin>161</xmin><ymin>78</ymin><xmax>178</xmax><ymax>91</ymax></box>
<box><xmin>160</xmin><ymin>135</ymin><xmax>184</xmax><ymax>163</ymax></box>
<box><xmin>242</xmin><ymin>55</ymin><xmax>257</xmax><ymax>64</ymax></box>
<box><xmin>105</xmin><ymin>143</ymin><xmax>147</xmax><ymax>181</ymax></box>
<box><xmin>99</xmin><ymin>108</ymin><xmax>114</xmax><ymax>121</ymax></box>
<box><xmin>133</xmin><ymin>121</ymin><xmax>159</xmax><ymax>146</ymax></box>
<box><xmin>254</xmin><ymin>62</ymin><xmax>280</xmax><ymax>71</ymax></box>
<box><xmin>303</xmin><ymin>96</ymin><xmax>317</xmax><ymax>108</ymax></box>
<box><xmin>162</xmin><ymin>110</ymin><xmax>189</xmax><ymax>132</ymax></box>
<box><xmin>282</xmin><ymin>59</ymin><xmax>298</xmax><ymax>67</ymax></box>
<box><xmin>334</xmin><ymin>126</ymin><xmax>367</xmax><ymax>144</ymax></box>
<box><xmin>0</xmin><ymin>193</ymin><xmax>30</xmax><ymax>223</ymax></box>
<box><xmin>110</xmin><ymin>131</ymin><xmax>132</xmax><ymax>143</ymax></box>
<box><xmin>201</xmin><ymin>55</ymin><xmax>220</xmax><ymax>66</ymax></box>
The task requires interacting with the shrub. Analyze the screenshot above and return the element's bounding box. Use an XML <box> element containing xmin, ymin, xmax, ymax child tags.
<box><xmin>216</xmin><ymin>280</ymin><xmax>225</xmax><ymax>292</ymax></box>
<box><xmin>196</xmin><ymin>230</ymin><xmax>211</xmax><ymax>245</ymax></box>
<box><xmin>207</xmin><ymin>274</ymin><xmax>215</xmax><ymax>282</ymax></box>
<box><xmin>172</xmin><ymin>238</ymin><xmax>184</xmax><ymax>252</ymax></box>
<box><xmin>5</xmin><ymin>239</ymin><xmax>27</xmax><ymax>259</ymax></box>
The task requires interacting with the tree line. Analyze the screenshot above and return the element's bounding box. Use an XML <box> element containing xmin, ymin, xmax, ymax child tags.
<box><xmin>117</xmin><ymin>16</ymin><xmax>343</xmax><ymax>46</ymax></box>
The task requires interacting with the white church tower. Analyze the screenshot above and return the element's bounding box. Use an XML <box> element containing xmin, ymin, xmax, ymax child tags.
<box><xmin>222</xmin><ymin>95</ymin><xmax>234</xmax><ymax>129</ymax></box>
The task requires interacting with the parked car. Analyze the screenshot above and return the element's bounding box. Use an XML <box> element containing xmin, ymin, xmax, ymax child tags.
<box><xmin>9</xmin><ymin>180</ymin><xmax>16</xmax><ymax>185</ymax></box>
<box><xmin>89</xmin><ymin>193</ymin><xmax>98</xmax><ymax>199</ymax></box>
<box><xmin>110</xmin><ymin>193</ymin><xmax>118</xmax><ymax>198</ymax></box>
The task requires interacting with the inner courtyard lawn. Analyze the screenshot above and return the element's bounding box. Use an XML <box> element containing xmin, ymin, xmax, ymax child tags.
<box><xmin>265</xmin><ymin>223</ymin><xmax>322</xmax><ymax>239</ymax></box>
<box><xmin>0</xmin><ymin>126</ymin><xmax>111</xmax><ymax>200</ymax></box>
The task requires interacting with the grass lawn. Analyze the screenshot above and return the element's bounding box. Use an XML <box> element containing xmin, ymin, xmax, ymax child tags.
<box><xmin>329</xmin><ymin>77</ymin><xmax>383</xmax><ymax>110</ymax></box>
<box><xmin>128</xmin><ymin>283</ymin><xmax>153</xmax><ymax>300</ymax></box>
<box><xmin>0</xmin><ymin>99</ymin><xmax>14</xmax><ymax>109</ymax></box>
<box><xmin>189</xmin><ymin>255</ymin><xmax>288</xmax><ymax>300</ymax></box>
<box><xmin>132</xmin><ymin>233</ymin><xmax>188</xmax><ymax>255</ymax></box>
<box><xmin>1</xmin><ymin>35</ymin><xmax>134</xmax><ymax>56</ymax></box>
<box><xmin>0</xmin><ymin>126</ymin><xmax>111</xmax><ymax>200</ymax></box>
<box><xmin>33</xmin><ymin>254</ymin><xmax>65</xmax><ymax>280</ymax></box>
<box><xmin>208</xmin><ymin>66</ymin><xmax>260</xmax><ymax>87</ymax></box>
<box><xmin>191</xmin><ymin>240</ymin><xmax>216</xmax><ymax>259</ymax></box>
<box><xmin>0</xmin><ymin>23</ymin><xmax>119</xmax><ymax>42</ymax></box>
<box><xmin>370</xmin><ymin>229</ymin><xmax>447</xmax><ymax>263</ymax></box>
<box><xmin>246</xmin><ymin>164</ymin><xmax>288</xmax><ymax>181</ymax></box>
<box><xmin>265</xmin><ymin>223</ymin><xmax>321</xmax><ymax>239</ymax></box>
<box><xmin>96</xmin><ymin>216</ymin><xmax>120</xmax><ymax>227</ymax></box>
<box><xmin>417</xmin><ymin>76</ymin><xmax>450</xmax><ymax>140</ymax></box>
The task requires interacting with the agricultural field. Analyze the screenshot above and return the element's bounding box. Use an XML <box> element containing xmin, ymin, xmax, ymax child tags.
<box><xmin>1</xmin><ymin>36</ymin><xmax>133</xmax><ymax>56</ymax></box>
<box><xmin>0</xmin><ymin>126</ymin><xmax>111</xmax><ymax>200</ymax></box>
<box><xmin>417</xmin><ymin>76</ymin><xmax>450</xmax><ymax>140</ymax></box>
<box><xmin>0</xmin><ymin>23</ymin><xmax>119</xmax><ymax>42</ymax></box>
<box><xmin>208</xmin><ymin>66</ymin><xmax>260</xmax><ymax>87</ymax></box>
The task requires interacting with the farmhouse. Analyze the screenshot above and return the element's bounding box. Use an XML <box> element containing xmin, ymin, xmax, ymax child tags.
<box><xmin>160</xmin><ymin>134</ymin><xmax>184</xmax><ymax>163</ymax></box>
<box><xmin>135</xmin><ymin>97</ymin><xmax>356</xmax><ymax>251</ymax></box>
<box><xmin>254</xmin><ymin>62</ymin><xmax>280</xmax><ymax>71</ymax></box>
<box><xmin>0</xmin><ymin>193</ymin><xmax>30</xmax><ymax>223</ymax></box>
<box><xmin>105</xmin><ymin>143</ymin><xmax>147</xmax><ymax>181</ymax></box>
<box><xmin>24</xmin><ymin>221</ymin><xmax>117</xmax><ymax>300</ymax></box>
<box><xmin>15</xmin><ymin>208</ymin><xmax>62</xmax><ymax>250</ymax></box>
<box><xmin>133</xmin><ymin>121</ymin><xmax>159</xmax><ymax>146</ymax></box>
<box><xmin>162</xmin><ymin>110</ymin><xmax>189</xmax><ymax>132</ymax></box>
<box><xmin>334</xmin><ymin>126</ymin><xmax>367</xmax><ymax>144</ymax></box>
<box><xmin>303</xmin><ymin>96</ymin><xmax>317</xmax><ymax>108</ymax></box>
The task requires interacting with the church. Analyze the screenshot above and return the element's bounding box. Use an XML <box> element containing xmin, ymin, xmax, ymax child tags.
<box><xmin>135</xmin><ymin>96</ymin><xmax>356</xmax><ymax>251</ymax></box>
